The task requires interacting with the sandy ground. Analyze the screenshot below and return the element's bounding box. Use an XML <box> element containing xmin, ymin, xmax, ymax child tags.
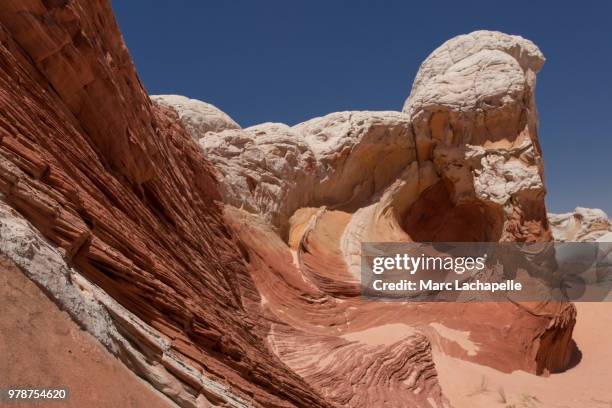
<box><xmin>435</xmin><ymin>303</ymin><xmax>612</xmax><ymax>408</ymax></box>
<box><xmin>0</xmin><ymin>255</ymin><xmax>174</xmax><ymax>408</ymax></box>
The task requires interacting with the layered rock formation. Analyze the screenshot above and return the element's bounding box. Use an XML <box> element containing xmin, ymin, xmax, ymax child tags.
<box><xmin>0</xmin><ymin>2</ymin><xmax>329</xmax><ymax>407</ymax></box>
<box><xmin>549</xmin><ymin>207</ymin><xmax>612</xmax><ymax>242</ymax></box>
<box><xmin>0</xmin><ymin>251</ymin><xmax>174</xmax><ymax>408</ymax></box>
<box><xmin>157</xmin><ymin>30</ymin><xmax>576</xmax><ymax>406</ymax></box>
<box><xmin>0</xmin><ymin>3</ymin><xmax>578</xmax><ymax>408</ymax></box>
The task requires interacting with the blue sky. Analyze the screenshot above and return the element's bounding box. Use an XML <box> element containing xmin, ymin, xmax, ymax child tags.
<box><xmin>112</xmin><ymin>1</ymin><xmax>612</xmax><ymax>215</ymax></box>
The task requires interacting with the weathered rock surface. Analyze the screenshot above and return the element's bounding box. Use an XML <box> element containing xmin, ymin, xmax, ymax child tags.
<box><xmin>0</xmin><ymin>2</ymin><xmax>330</xmax><ymax>407</ymax></box>
<box><xmin>0</xmin><ymin>3</ymin><xmax>578</xmax><ymax>407</ymax></box>
<box><xmin>0</xmin><ymin>0</ymin><xmax>160</xmax><ymax>184</ymax></box>
<box><xmin>193</xmin><ymin>112</ymin><xmax>414</xmax><ymax>234</ymax></box>
<box><xmin>163</xmin><ymin>30</ymin><xmax>575</xmax><ymax>406</ymax></box>
<box><xmin>0</xmin><ymin>201</ymin><xmax>249</xmax><ymax>408</ymax></box>
<box><xmin>152</xmin><ymin>94</ymin><xmax>240</xmax><ymax>141</ymax></box>
<box><xmin>549</xmin><ymin>207</ymin><xmax>612</xmax><ymax>242</ymax></box>
<box><xmin>0</xmin><ymin>251</ymin><xmax>177</xmax><ymax>408</ymax></box>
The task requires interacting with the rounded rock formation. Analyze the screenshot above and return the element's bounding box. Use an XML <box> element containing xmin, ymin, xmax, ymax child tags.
<box><xmin>152</xmin><ymin>94</ymin><xmax>240</xmax><ymax>140</ymax></box>
<box><xmin>172</xmin><ymin>30</ymin><xmax>576</xmax><ymax>407</ymax></box>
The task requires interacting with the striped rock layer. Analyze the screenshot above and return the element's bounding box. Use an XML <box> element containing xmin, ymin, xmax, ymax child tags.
<box><xmin>0</xmin><ymin>2</ymin><xmax>576</xmax><ymax>407</ymax></box>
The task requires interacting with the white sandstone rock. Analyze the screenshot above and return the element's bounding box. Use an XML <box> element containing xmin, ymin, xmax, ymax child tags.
<box><xmin>596</xmin><ymin>232</ymin><xmax>612</xmax><ymax>243</ymax></box>
<box><xmin>549</xmin><ymin>207</ymin><xmax>612</xmax><ymax>242</ymax></box>
<box><xmin>170</xmin><ymin>31</ymin><xmax>550</xmax><ymax>244</ymax></box>
<box><xmin>151</xmin><ymin>94</ymin><xmax>240</xmax><ymax>141</ymax></box>
<box><xmin>404</xmin><ymin>30</ymin><xmax>545</xmax><ymax>148</ymax></box>
<box><xmin>402</xmin><ymin>30</ymin><xmax>547</xmax><ymax>222</ymax></box>
<box><xmin>405</xmin><ymin>30</ymin><xmax>544</xmax><ymax>113</ymax></box>
<box><xmin>200</xmin><ymin>122</ymin><xmax>316</xmax><ymax>229</ymax></box>
<box><xmin>199</xmin><ymin>111</ymin><xmax>415</xmax><ymax>232</ymax></box>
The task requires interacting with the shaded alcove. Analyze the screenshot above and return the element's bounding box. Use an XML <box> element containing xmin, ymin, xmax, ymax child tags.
<box><xmin>402</xmin><ymin>180</ymin><xmax>504</xmax><ymax>242</ymax></box>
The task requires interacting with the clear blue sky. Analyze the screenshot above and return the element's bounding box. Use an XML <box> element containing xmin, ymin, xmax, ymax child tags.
<box><xmin>112</xmin><ymin>1</ymin><xmax>612</xmax><ymax>215</ymax></box>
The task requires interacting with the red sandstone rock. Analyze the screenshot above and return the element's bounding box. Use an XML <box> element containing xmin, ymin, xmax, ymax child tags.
<box><xmin>0</xmin><ymin>2</ymin><xmax>330</xmax><ymax>407</ymax></box>
<box><xmin>0</xmin><ymin>3</ymin><xmax>578</xmax><ymax>408</ymax></box>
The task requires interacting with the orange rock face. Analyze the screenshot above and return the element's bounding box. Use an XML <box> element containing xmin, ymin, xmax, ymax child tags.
<box><xmin>0</xmin><ymin>3</ymin><xmax>577</xmax><ymax>408</ymax></box>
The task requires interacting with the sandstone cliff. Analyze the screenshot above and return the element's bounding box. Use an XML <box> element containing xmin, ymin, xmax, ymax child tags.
<box><xmin>0</xmin><ymin>1</ymin><xmax>330</xmax><ymax>407</ymax></box>
<box><xmin>0</xmin><ymin>3</ymin><xmax>579</xmax><ymax>408</ymax></box>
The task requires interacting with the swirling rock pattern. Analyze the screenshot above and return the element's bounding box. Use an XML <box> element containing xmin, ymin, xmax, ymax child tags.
<box><xmin>549</xmin><ymin>207</ymin><xmax>611</xmax><ymax>242</ymax></box>
<box><xmin>0</xmin><ymin>2</ymin><xmax>329</xmax><ymax>407</ymax></box>
<box><xmin>0</xmin><ymin>2</ymin><xmax>577</xmax><ymax>407</ymax></box>
<box><xmin>164</xmin><ymin>30</ymin><xmax>575</xmax><ymax>407</ymax></box>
